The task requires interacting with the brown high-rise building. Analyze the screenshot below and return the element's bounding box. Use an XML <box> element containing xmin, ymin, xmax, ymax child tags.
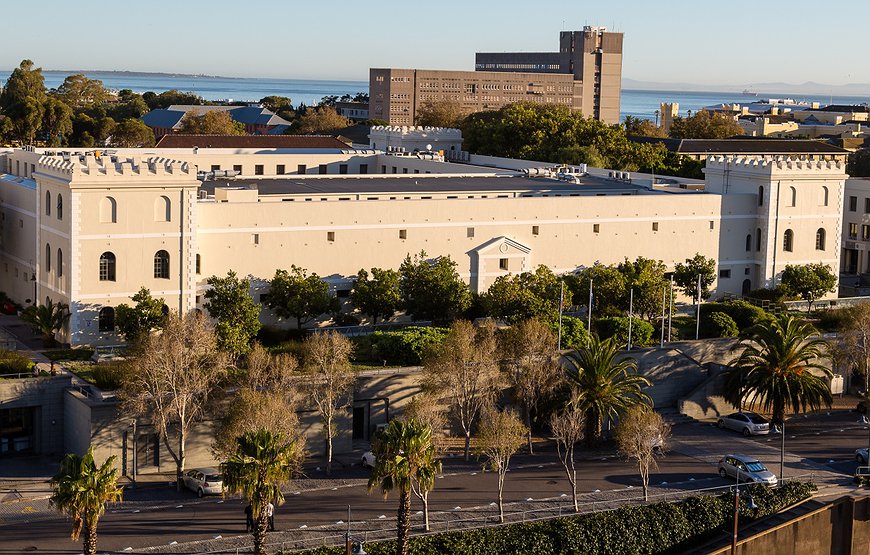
<box><xmin>370</xmin><ymin>27</ymin><xmax>623</xmax><ymax>126</ymax></box>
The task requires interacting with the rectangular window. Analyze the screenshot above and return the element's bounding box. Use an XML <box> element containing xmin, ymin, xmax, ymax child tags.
<box><xmin>532</xmin><ymin>225</ymin><xmax>540</xmax><ymax>235</ymax></box>
<box><xmin>276</xmin><ymin>164</ymin><xmax>285</xmax><ymax>175</ymax></box>
<box><xmin>381</xmin><ymin>165</ymin><xmax>387</xmax><ymax>174</ymax></box>
<box><xmin>710</xmin><ymin>221</ymin><xmax>715</xmax><ymax>230</ymax></box>
<box><xmin>360</xmin><ymin>164</ymin><xmax>368</xmax><ymax>174</ymax></box>
<box><xmin>255</xmin><ymin>164</ymin><xmax>264</xmax><ymax>175</ymax></box>
<box><xmin>392</xmin><ymin>167</ymin><xmax>397</xmax><ymax>174</ymax></box>
<box><xmin>652</xmin><ymin>222</ymin><xmax>659</xmax><ymax>231</ymax></box>
<box><xmin>399</xmin><ymin>229</ymin><xmax>407</xmax><ymax>239</ymax></box>
<box><xmin>719</xmin><ymin>269</ymin><xmax>731</xmax><ymax>279</ymax></box>
<box><xmin>195</xmin><ymin>295</ymin><xmax>201</xmax><ymax>305</ymax></box>
<box><xmin>327</xmin><ymin>231</ymin><xmax>335</xmax><ymax>242</ymax></box>
<box><xmin>233</xmin><ymin>164</ymin><xmax>242</xmax><ymax>174</ymax></box>
<box><xmin>499</xmin><ymin>258</ymin><xmax>509</xmax><ymax>271</ymax></box>
<box><xmin>297</xmin><ymin>164</ymin><xmax>307</xmax><ymax>174</ymax></box>
<box><xmin>850</xmin><ymin>223</ymin><xmax>859</xmax><ymax>239</ymax></box>
<box><xmin>863</xmin><ymin>225</ymin><xmax>870</xmax><ymax>241</ymax></box>
<box><xmin>339</xmin><ymin>164</ymin><xmax>348</xmax><ymax>174</ymax></box>
<box><xmin>865</xmin><ymin>198</ymin><xmax>870</xmax><ymax>213</ymax></box>
<box><xmin>850</xmin><ymin>196</ymin><xmax>858</xmax><ymax>212</ymax></box>
<box><xmin>319</xmin><ymin>164</ymin><xmax>328</xmax><ymax>174</ymax></box>
<box><xmin>745</xmin><ymin>267</ymin><xmax>751</xmax><ymax>275</ymax></box>
<box><xmin>402</xmin><ymin>168</ymin><xmax>409</xmax><ymax>174</ymax></box>
<box><xmin>210</xmin><ymin>165</ymin><xmax>220</xmax><ymax>171</ymax></box>
<box><xmin>593</xmin><ymin>223</ymin><xmax>600</xmax><ymax>233</ymax></box>
<box><xmin>251</xmin><ymin>233</ymin><xmax>259</xmax><ymax>245</ymax></box>
<box><xmin>467</xmin><ymin>227</ymin><xmax>475</xmax><ymax>238</ymax></box>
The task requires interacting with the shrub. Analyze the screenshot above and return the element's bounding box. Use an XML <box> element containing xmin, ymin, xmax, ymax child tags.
<box><xmin>256</xmin><ymin>325</ymin><xmax>307</xmax><ymax>346</ymax></box>
<box><xmin>354</xmin><ymin>327</ymin><xmax>449</xmax><ymax>366</ymax></box>
<box><xmin>816</xmin><ymin>307</ymin><xmax>854</xmax><ymax>333</ymax></box>
<box><xmin>701</xmin><ymin>300</ymin><xmax>771</xmax><ymax>332</ymax></box>
<box><xmin>551</xmin><ymin>316</ymin><xmax>588</xmax><ymax>350</ymax></box>
<box><xmin>0</xmin><ymin>350</ymin><xmax>35</xmax><ymax>375</ymax></box>
<box><xmin>296</xmin><ymin>481</ymin><xmax>816</xmax><ymax>555</ymax></box>
<box><xmin>699</xmin><ymin>311</ymin><xmax>739</xmax><ymax>338</ymax></box>
<box><xmin>595</xmin><ymin>317</ymin><xmax>654</xmax><ymax>347</ymax></box>
<box><xmin>92</xmin><ymin>362</ymin><xmax>126</xmax><ymax>390</ymax></box>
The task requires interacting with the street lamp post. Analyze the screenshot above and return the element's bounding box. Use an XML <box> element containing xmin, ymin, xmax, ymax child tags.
<box><xmin>557</xmin><ymin>280</ymin><xmax>565</xmax><ymax>351</ymax></box>
<box><xmin>345</xmin><ymin>505</ymin><xmax>367</xmax><ymax>555</ymax></box>
<box><xmin>731</xmin><ymin>467</ymin><xmax>757</xmax><ymax>555</ymax></box>
<box><xmin>695</xmin><ymin>274</ymin><xmax>702</xmax><ymax>340</ymax></box>
<box><xmin>627</xmin><ymin>288</ymin><xmax>634</xmax><ymax>350</ymax></box>
<box><xmin>130</xmin><ymin>420</ymin><xmax>137</xmax><ymax>487</ymax></box>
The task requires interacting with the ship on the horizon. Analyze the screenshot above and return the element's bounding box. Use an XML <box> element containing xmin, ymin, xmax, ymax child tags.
<box><xmin>742</xmin><ymin>89</ymin><xmax>759</xmax><ymax>96</ymax></box>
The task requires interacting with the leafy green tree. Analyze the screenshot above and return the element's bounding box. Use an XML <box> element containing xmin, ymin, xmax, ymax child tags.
<box><xmin>221</xmin><ymin>429</ymin><xmax>303</xmax><ymax>555</ymax></box>
<box><xmin>55</xmin><ymin>74</ymin><xmax>111</xmax><ymax>110</ymax></box>
<box><xmin>204</xmin><ymin>271</ymin><xmax>262</xmax><ymax>357</ymax></box>
<box><xmin>21</xmin><ymin>299</ymin><xmax>69</xmax><ymax>347</ymax></box>
<box><xmin>416</xmin><ymin>99</ymin><xmax>465</xmax><ymax>128</ymax></box>
<box><xmin>673</xmin><ymin>253</ymin><xmax>717</xmax><ymax>301</ymax></box>
<box><xmin>50</xmin><ymin>449</ymin><xmax>123</xmax><ymax>555</ymax></box>
<box><xmin>555</xmin><ymin>316</ymin><xmax>589</xmax><ymax>350</ymax></box>
<box><xmin>41</xmin><ymin>97</ymin><xmax>73</xmax><ymax>146</ymax></box>
<box><xmin>110</xmin><ymin>119</ymin><xmax>155</xmax><ymax>147</ymax></box>
<box><xmin>142</xmin><ymin>89</ymin><xmax>205</xmax><ymax>110</ymax></box>
<box><xmin>115</xmin><ymin>287</ymin><xmax>167</xmax><ymax>341</ymax></box>
<box><xmin>399</xmin><ymin>251</ymin><xmax>471</xmax><ymax>324</ymax></box>
<box><xmin>617</xmin><ymin>257</ymin><xmax>668</xmax><ymax>320</ymax></box>
<box><xmin>266</xmin><ymin>266</ymin><xmax>339</xmax><ymax>330</ymax></box>
<box><xmin>624</xmin><ymin>116</ymin><xmax>666</xmax><ymax>138</ymax></box>
<box><xmin>70</xmin><ymin>113</ymin><xmax>115</xmax><ymax>147</ymax></box>
<box><xmin>178</xmin><ymin>110</ymin><xmax>244</xmax><ymax>135</ymax></box>
<box><xmin>724</xmin><ymin>315</ymin><xmax>832</xmax><ymax>425</ymax></box>
<box><xmin>565</xmin><ymin>335</ymin><xmax>652</xmax><ymax>446</ymax></box>
<box><xmin>483</xmin><ymin>265</ymin><xmax>570</xmax><ymax>325</ymax></box>
<box><xmin>699</xmin><ymin>311</ymin><xmax>739</xmax><ymax>339</ymax></box>
<box><xmin>669</xmin><ymin>110</ymin><xmax>743</xmax><ymax>139</ymax></box>
<box><xmin>351</xmin><ymin>267</ymin><xmax>400</xmax><ymax>325</ymax></box>
<box><xmin>595</xmin><ymin>316</ymin><xmax>655</xmax><ymax>348</ymax></box>
<box><xmin>107</xmin><ymin>90</ymin><xmax>149</xmax><ymax>120</ymax></box>
<box><xmin>369</xmin><ymin>418</ymin><xmax>441</xmax><ymax>555</ymax></box>
<box><xmin>848</xmin><ymin>149</ymin><xmax>870</xmax><ymax>177</ymax></box>
<box><xmin>292</xmin><ymin>106</ymin><xmax>349</xmax><ymax>134</ymax></box>
<box><xmin>259</xmin><ymin>96</ymin><xmax>295</xmax><ymax>121</ymax></box>
<box><xmin>780</xmin><ymin>263</ymin><xmax>837</xmax><ymax>311</ymax></box>
<box><xmin>566</xmin><ymin>264</ymin><xmax>627</xmax><ymax>316</ymax></box>
<box><xmin>0</xmin><ymin>59</ymin><xmax>48</xmax><ymax>144</ymax></box>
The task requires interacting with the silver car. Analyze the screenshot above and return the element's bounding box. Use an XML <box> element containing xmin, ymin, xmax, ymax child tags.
<box><xmin>182</xmin><ymin>468</ymin><xmax>223</xmax><ymax>497</ymax></box>
<box><xmin>717</xmin><ymin>412</ymin><xmax>770</xmax><ymax>437</ymax></box>
<box><xmin>718</xmin><ymin>454</ymin><xmax>778</xmax><ymax>486</ymax></box>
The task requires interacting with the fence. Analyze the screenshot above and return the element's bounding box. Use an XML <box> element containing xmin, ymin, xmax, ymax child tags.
<box><xmin>190</xmin><ymin>475</ymin><xmax>817</xmax><ymax>555</ymax></box>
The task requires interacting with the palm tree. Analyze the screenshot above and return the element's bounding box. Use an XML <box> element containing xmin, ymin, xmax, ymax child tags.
<box><xmin>724</xmin><ymin>314</ymin><xmax>832</xmax><ymax>425</ymax></box>
<box><xmin>369</xmin><ymin>418</ymin><xmax>440</xmax><ymax>555</ymax></box>
<box><xmin>49</xmin><ymin>448</ymin><xmax>123</xmax><ymax>555</ymax></box>
<box><xmin>220</xmin><ymin>429</ymin><xmax>302</xmax><ymax>555</ymax></box>
<box><xmin>21</xmin><ymin>298</ymin><xmax>69</xmax><ymax>347</ymax></box>
<box><xmin>565</xmin><ymin>335</ymin><xmax>652</xmax><ymax>446</ymax></box>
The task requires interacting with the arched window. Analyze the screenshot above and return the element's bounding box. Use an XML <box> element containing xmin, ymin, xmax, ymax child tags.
<box><xmin>821</xmin><ymin>186</ymin><xmax>829</xmax><ymax>206</ymax></box>
<box><xmin>816</xmin><ymin>228</ymin><xmax>826</xmax><ymax>251</ymax></box>
<box><xmin>98</xmin><ymin>307</ymin><xmax>115</xmax><ymax>332</ymax></box>
<box><xmin>45</xmin><ymin>243</ymin><xmax>51</xmax><ymax>273</ymax></box>
<box><xmin>45</xmin><ymin>191</ymin><xmax>51</xmax><ymax>216</ymax></box>
<box><xmin>758</xmin><ymin>185</ymin><xmax>764</xmax><ymax>207</ymax></box>
<box><xmin>789</xmin><ymin>186</ymin><xmax>796</xmax><ymax>207</ymax></box>
<box><xmin>99</xmin><ymin>252</ymin><xmax>116</xmax><ymax>281</ymax></box>
<box><xmin>56</xmin><ymin>194</ymin><xmax>63</xmax><ymax>220</ymax></box>
<box><xmin>155</xmin><ymin>195</ymin><xmax>171</xmax><ymax>222</ymax></box>
<box><xmin>756</xmin><ymin>228</ymin><xmax>762</xmax><ymax>252</ymax></box>
<box><xmin>57</xmin><ymin>248</ymin><xmax>63</xmax><ymax>278</ymax></box>
<box><xmin>154</xmin><ymin>250</ymin><xmax>170</xmax><ymax>279</ymax></box>
<box><xmin>100</xmin><ymin>196</ymin><xmax>117</xmax><ymax>223</ymax></box>
<box><xmin>783</xmin><ymin>229</ymin><xmax>794</xmax><ymax>252</ymax></box>
<box><xmin>745</xmin><ymin>234</ymin><xmax>752</xmax><ymax>252</ymax></box>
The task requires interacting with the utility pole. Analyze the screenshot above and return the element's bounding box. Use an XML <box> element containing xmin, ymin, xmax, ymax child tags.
<box><xmin>587</xmin><ymin>278</ymin><xmax>593</xmax><ymax>334</ymax></box>
<box><xmin>695</xmin><ymin>273</ymin><xmax>702</xmax><ymax>340</ymax></box>
<box><xmin>660</xmin><ymin>284</ymin><xmax>666</xmax><ymax>348</ymax></box>
<box><xmin>557</xmin><ymin>280</ymin><xmax>565</xmax><ymax>351</ymax></box>
<box><xmin>667</xmin><ymin>275</ymin><xmax>674</xmax><ymax>342</ymax></box>
<box><xmin>627</xmin><ymin>288</ymin><xmax>634</xmax><ymax>350</ymax></box>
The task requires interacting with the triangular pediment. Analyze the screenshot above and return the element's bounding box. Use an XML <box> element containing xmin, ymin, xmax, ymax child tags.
<box><xmin>472</xmin><ymin>236</ymin><xmax>532</xmax><ymax>256</ymax></box>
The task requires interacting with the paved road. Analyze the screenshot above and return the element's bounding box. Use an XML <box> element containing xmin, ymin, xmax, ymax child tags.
<box><xmin>2</xmin><ymin>411</ymin><xmax>867</xmax><ymax>554</ymax></box>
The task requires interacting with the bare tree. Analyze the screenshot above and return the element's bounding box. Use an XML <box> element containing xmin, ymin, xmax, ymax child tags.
<box><xmin>477</xmin><ymin>409</ymin><xmax>527</xmax><ymax>523</ymax></box>
<box><xmin>121</xmin><ymin>312</ymin><xmax>228</xmax><ymax>490</ymax></box>
<box><xmin>549</xmin><ymin>401</ymin><xmax>585</xmax><ymax>512</ymax></box>
<box><xmin>302</xmin><ymin>331</ymin><xmax>355</xmax><ymax>475</ymax></box>
<box><xmin>424</xmin><ymin>320</ymin><xmax>502</xmax><ymax>461</ymax></box>
<box><xmin>213</xmin><ymin>389</ymin><xmax>306</xmax><ymax>461</ymax></box>
<box><xmin>615</xmin><ymin>406</ymin><xmax>671</xmax><ymax>501</ymax></box>
<box><xmin>501</xmin><ymin>319</ymin><xmax>560</xmax><ymax>454</ymax></box>
<box><xmin>840</xmin><ymin>304</ymin><xmax>870</xmax><ymax>405</ymax></box>
<box><xmin>244</xmin><ymin>342</ymin><xmax>299</xmax><ymax>391</ymax></box>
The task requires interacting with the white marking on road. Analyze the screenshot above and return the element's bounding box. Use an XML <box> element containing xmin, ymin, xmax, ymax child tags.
<box><xmin>123</xmin><ymin>548</ymin><xmax>133</xmax><ymax>552</ymax></box>
<box><xmin>336</xmin><ymin>520</ymin><xmax>344</xmax><ymax>525</ymax></box>
<box><xmin>490</xmin><ymin>502</ymin><xmax>497</xmax><ymax>506</ymax></box>
<box><xmin>299</xmin><ymin>525</ymin><xmax>307</xmax><ymax>529</ymax></box>
<box><xmin>416</xmin><ymin>511</ymin><xmax>423</xmax><ymax>515</ymax></box>
<box><xmin>560</xmin><ymin>494</ymin><xmax>568</xmax><ymax>497</ymax></box>
<box><xmin>217</xmin><ymin>500</ymin><xmax>224</xmax><ymax>504</ymax></box>
<box><xmin>294</xmin><ymin>491</ymin><xmax>301</xmax><ymax>495</ymax></box>
<box><xmin>470</xmin><ymin>472</ymin><xmax>477</xmax><ymax>476</ymax></box>
<box><xmin>379</xmin><ymin>515</ymin><xmax>386</xmax><ymax>519</ymax></box>
<box><xmin>175</xmin><ymin>505</ymin><xmax>183</xmax><ymax>509</ymax></box>
<box><xmin>454</xmin><ymin>506</ymin><xmax>462</xmax><ymax>510</ymax></box>
<box><xmin>133</xmin><ymin>510</ymin><xmax>140</xmax><ymax>513</ymax></box>
<box><xmin>213</xmin><ymin>535</ymin><xmax>222</xmax><ymax>539</ymax></box>
<box><xmin>594</xmin><ymin>489</ymin><xmax>601</xmax><ymax>493</ymax></box>
<box><xmin>169</xmin><ymin>541</ymin><xmax>178</xmax><ymax>545</ymax></box>
<box><xmin>526</xmin><ymin>498</ymin><xmax>534</xmax><ymax>501</ymax></box>
<box><xmin>331</xmin><ymin>487</ymin><xmax>338</xmax><ymax>491</ymax></box>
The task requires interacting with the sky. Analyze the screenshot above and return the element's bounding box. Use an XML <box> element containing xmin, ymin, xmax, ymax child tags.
<box><xmin>2</xmin><ymin>0</ymin><xmax>868</xmax><ymax>86</ymax></box>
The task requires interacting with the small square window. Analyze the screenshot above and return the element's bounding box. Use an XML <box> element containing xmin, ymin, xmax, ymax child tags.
<box><xmin>233</xmin><ymin>164</ymin><xmax>242</xmax><ymax>174</ymax></box>
<box><xmin>399</xmin><ymin>229</ymin><xmax>407</xmax><ymax>239</ymax></box>
<box><xmin>402</xmin><ymin>168</ymin><xmax>408</xmax><ymax>174</ymax></box>
<box><xmin>499</xmin><ymin>258</ymin><xmax>509</xmax><ymax>271</ymax></box>
<box><xmin>276</xmin><ymin>164</ymin><xmax>285</xmax><ymax>175</ymax></box>
<box><xmin>360</xmin><ymin>164</ymin><xmax>368</xmax><ymax>174</ymax></box>
<box><xmin>593</xmin><ymin>223</ymin><xmax>600</xmax><ymax>233</ymax></box>
<box><xmin>467</xmin><ymin>227</ymin><xmax>475</xmax><ymax>238</ymax></box>
<box><xmin>319</xmin><ymin>164</ymin><xmax>328</xmax><ymax>174</ymax></box>
<box><xmin>255</xmin><ymin>165</ymin><xmax>264</xmax><ymax>175</ymax></box>
<box><xmin>195</xmin><ymin>295</ymin><xmax>201</xmax><ymax>305</ymax></box>
<box><xmin>709</xmin><ymin>221</ymin><xmax>715</xmax><ymax>230</ymax></box>
<box><xmin>745</xmin><ymin>268</ymin><xmax>750</xmax><ymax>275</ymax></box>
<box><xmin>532</xmin><ymin>225</ymin><xmax>540</xmax><ymax>236</ymax></box>
<box><xmin>251</xmin><ymin>233</ymin><xmax>259</xmax><ymax>245</ymax></box>
<box><xmin>850</xmin><ymin>196</ymin><xmax>858</xmax><ymax>212</ymax></box>
<box><xmin>210</xmin><ymin>165</ymin><xmax>220</xmax><ymax>171</ymax></box>
<box><xmin>327</xmin><ymin>231</ymin><xmax>335</xmax><ymax>242</ymax></box>
<box><xmin>652</xmin><ymin>222</ymin><xmax>659</xmax><ymax>231</ymax></box>
<box><xmin>719</xmin><ymin>269</ymin><xmax>731</xmax><ymax>279</ymax></box>
<box><xmin>339</xmin><ymin>164</ymin><xmax>348</xmax><ymax>174</ymax></box>
<box><xmin>297</xmin><ymin>164</ymin><xmax>307</xmax><ymax>174</ymax></box>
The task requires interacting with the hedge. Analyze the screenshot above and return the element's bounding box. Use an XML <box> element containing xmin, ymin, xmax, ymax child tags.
<box><xmin>0</xmin><ymin>350</ymin><xmax>35</xmax><ymax>375</ymax></box>
<box><xmin>353</xmin><ymin>327</ymin><xmax>449</xmax><ymax>366</ymax></box>
<box><xmin>699</xmin><ymin>312</ymin><xmax>739</xmax><ymax>339</ymax></box>
<box><xmin>595</xmin><ymin>316</ymin><xmax>654</xmax><ymax>348</ymax></box>
<box><xmin>701</xmin><ymin>300</ymin><xmax>772</xmax><ymax>332</ymax></box>
<box><xmin>294</xmin><ymin>481</ymin><xmax>815</xmax><ymax>555</ymax></box>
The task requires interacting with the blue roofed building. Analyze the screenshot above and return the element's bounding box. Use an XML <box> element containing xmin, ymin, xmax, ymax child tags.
<box><xmin>141</xmin><ymin>104</ymin><xmax>293</xmax><ymax>139</ymax></box>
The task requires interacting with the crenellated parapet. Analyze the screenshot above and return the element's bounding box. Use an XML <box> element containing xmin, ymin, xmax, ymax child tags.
<box><xmin>35</xmin><ymin>154</ymin><xmax>193</xmax><ymax>182</ymax></box>
<box><xmin>705</xmin><ymin>155</ymin><xmax>846</xmax><ymax>173</ymax></box>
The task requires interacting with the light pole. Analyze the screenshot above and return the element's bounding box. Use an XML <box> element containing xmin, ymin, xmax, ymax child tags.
<box><xmin>731</xmin><ymin>466</ymin><xmax>758</xmax><ymax>555</ymax></box>
<box><xmin>130</xmin><ymin>420</ymin><xmax>137</xmax><ymax>486</ymax></box>
<box><xmin>587</xmin><ymin>277</ymin><xmax>593</xmax><ymax>335</ymax></box>
<box><xmin>627</xmin><ymin>288</ymin><xmax>634</xmax><ymax>350</ymax></box>
<box><xmin>345</xmin><ymin>505</ymin><xmax>367</xmax><ymax>555</ymax></box>
<box><xmin>667</xmin><ymin>275</ymin><xmax>674</xmax><ymax>342</ymax></box>
<box><xmin>557</xmin><ymin>280</ymin><xmax>565</xmax><ymax>351</ymax></box>
<box><xmin>660</xmin><ymin>283</ymin><xmax>667</xmax><ymax>348</ymax></box>
<box><xmin>695</xmin><ymin>273</ymin><xmax>702</xmax><ymax>340</ymax></box>
<box><xmin>773</xmin><ymin>420</ymin><xmax>786</xmax><ymax>481</ymax></box>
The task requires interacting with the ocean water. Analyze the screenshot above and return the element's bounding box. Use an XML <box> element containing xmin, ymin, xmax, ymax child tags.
<box><xmin>1</xmin><ymin>70</ymin><xmax>868</xmax><ymax>122</ymax></box>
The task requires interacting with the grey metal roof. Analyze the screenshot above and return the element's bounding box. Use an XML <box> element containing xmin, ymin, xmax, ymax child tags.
<box><xmin>140</xmin><ymin>109</ymin><xmax>186</xmax><ymax>129</ymax></box>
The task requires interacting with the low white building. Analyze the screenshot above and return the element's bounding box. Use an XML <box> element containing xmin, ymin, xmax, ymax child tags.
<box><xmin>368</xmin><ymin>125</ymin><xmax>463</xmax><ymax>156</ymax></box>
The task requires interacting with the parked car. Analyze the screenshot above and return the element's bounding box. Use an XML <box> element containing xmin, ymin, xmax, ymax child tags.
<box><xmin>182</xmin><ymin>468</ymin><xmax>223</xmax><ymax>497</ymax></box>
<box><xmin>857</xmin><ymin>400</ymin><xmax>868</xmax><ymax>414</ymax></box>
<box><xmin>361</xmin><ymin>451</ymin><xmax>376</xmax><ymax>468</ymax></box>
<box><xmin>717</xmin><ymin>412</ymin><xmax>770</xmax><ymax>436</ymax></box>
<box><xmin>718</xmin><ymin>454</ymin><xmax>778</xmax><ymax>486</ymax></box>
<box><xmin>856</xmin><ymin>448</ymin><xmax>869</xmax><ymax>464</ymax></box>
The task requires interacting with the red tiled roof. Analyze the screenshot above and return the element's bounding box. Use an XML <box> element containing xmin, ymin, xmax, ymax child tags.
<box><xmin>154</xmin><ymin>134</ymin><xmax>351</xmax><ymax>149</ymax></box>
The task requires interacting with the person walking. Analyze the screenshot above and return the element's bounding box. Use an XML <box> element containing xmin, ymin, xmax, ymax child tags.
<box><xmin>244</xmin><ymin>503</ymin><xmax>253</xmax><ymax>532</ymax></box>
<box><xmin>266</xmin><ymin>501</ymin><xmax>275</xmax><ymax>531</ymax></box>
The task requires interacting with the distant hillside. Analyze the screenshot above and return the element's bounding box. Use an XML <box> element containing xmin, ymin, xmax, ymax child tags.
<box><xmin>623</xmin><ymin>78</ymin><xmax>870</xmax><ymax>98</ymax></box>
<box><xmin>42</xmin><ymin>69</ymin><xmax>240</xmax><ymax>80</ymax></box>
